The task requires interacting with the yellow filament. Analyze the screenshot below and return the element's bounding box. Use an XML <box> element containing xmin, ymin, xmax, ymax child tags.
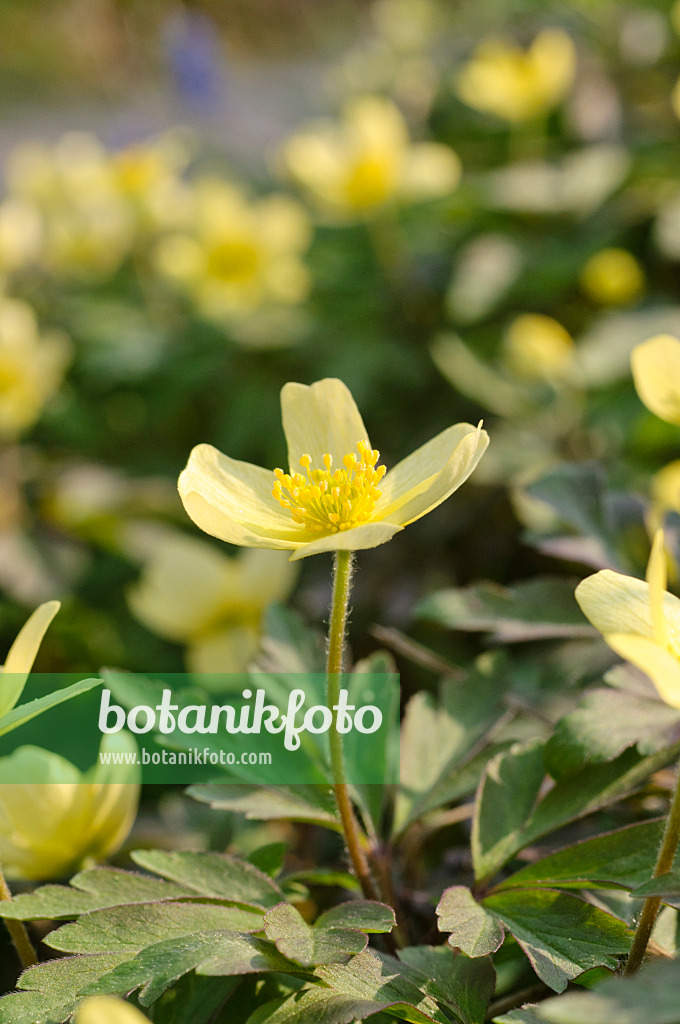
<box><xmin>273</xmin><ymin>440</ymin><xmax>386</xmax><ymax>533</ymax></box>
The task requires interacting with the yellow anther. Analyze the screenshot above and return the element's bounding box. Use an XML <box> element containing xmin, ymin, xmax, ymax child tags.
<box><xmin>272</xmin><ymin>439</ymin><xmax>385</xmax><ymax>535</ymax></box>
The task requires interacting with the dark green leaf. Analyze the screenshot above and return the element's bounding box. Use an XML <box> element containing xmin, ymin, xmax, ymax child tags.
<box><xmin>0</xmin><ymin>677</ymin><xmax>102</xmax><ymax>739</ymax></box>
<box><xmin>263</xmin><ymin>903</ymin><xmax>368</xmax><ymax>967</ymax></box>
<box><xmin>130</xmin><ymin>849</ymin><xmax>285</xmax><ymax>908</ymax></box>
<box><xmin>416</xmin><ymin>579</ymin><xmax>593</xmax><ymax>643</ymax></box>
<box><xmin>0</xmin><ymin>954</ymin><xmax>128</xmax><ymax>1024</ymax></box>
<box><xmin>399</xmin><ymin>945</ymin><xmax>496</xmax><ymax>1024</ymax></box>
<box><xmin>188</xmin><ymin>784</ymin><xmax>341</xmax><ymax>831</ymax></box>
<box><xmin>436</xmin><ymin>887</ymin><xmax>504</xmax><ymax>957</ymax></box>
<box><xmin>482</xmin><ymin>889</ymin><xmax>632</xmax><ymax>992</ymax></box>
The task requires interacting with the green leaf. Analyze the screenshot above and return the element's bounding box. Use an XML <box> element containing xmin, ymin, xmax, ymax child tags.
<box><xmin>0</xmin><ymin>954</ymin><xmax>128</xmax><ymax>1024</ymax></box>
<box><xmin>245</xmin><ymin>988</ymin><xmax>390</xmax><ymax>1024</ymax></box>
<box><xmin>546</xmin><ymin>686</ymin><xmax>680</xmax><ymax>779</ymax></box>
<box><xmin>130</xmin><ymin>849</ymin><xmax>285</xmax><ymax>908</ymax></box>
<box><xmin>416</xmin><ymin>578</ymin><xmax>593</xmax><ymax>643</ymax></box>
<box><xmin>629</xmin><ymin>869</ymin><xmax>680</xmax><ymax>902</ymax></box>
<box><xmin>83</xmin><ymin>930</ymin><xmax>304</xmax><ymax>1005</ymax></box>
<box><xmin>263</xmin><ymin>903</ymin><xmax>368</xmax><ymax>967</ymax></box>
<box><xmin>436</xmin><ymin>887</ymin><xmax>504</xmax><ymax>957</ymax></box>
<box><xmin>316</xmin><ymin>901</ymin><xmax>396</xmax><ymax>933</ymax></box>
<box><xmin>481</xmin><ymin>889</ymin><xmax>632</xmax><ymax>992</ymax></box>
<box><xmin>314</xmin><ymin>951</ymin><xmax>453</xmax><ymax>1024</ymax></box>
<box><xmin>188</xmin><ymin>784</ymin><xmax>341</xmax><ymax>830</ymax></box>
<box><xmin>472</xmin><ymin>740</ymin><xmax>545</xmax><ymax>881</ymax></box>
<box><xmin>495</xmin><ymin>957</ymin><xmax>680</xmax><ymax>1023</ymax></box>
<box><xmin>395</xmin><ymin>662</ymin><xmax>509</xmax><ymax>834</ymax></box>
<box><xmin>497</xmin><ymin>819</ymin><xmax>671</xmax><ymax>892</ymax></box>
<box><xmin>0</xmin><ymin>676</ymin><xmax>102</xmax><ymax>738</ymax></box>
<box><xmin>248</xmin><ymin>842</ymin><xmax>288</xmax><ymax>878</ymax></box>
<box><xmin>46</xmin><ymin>901</ymin><xmax>266</xmax><ymax>954</ymax></box>
<box><xmin>399</xmin><ymin>945</ymin><xmax>496</xmax><ymax>1024</ymax></box>
<box><xmin>0</xmin><ymin>867</ymin><xmax>201</xmax><ymax>921</ymax></box>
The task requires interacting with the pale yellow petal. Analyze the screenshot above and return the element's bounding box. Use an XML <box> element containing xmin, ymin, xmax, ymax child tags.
<box><xmin>631</xmin><ymin>335</ymin><xmax>680</xmax><ymax>425</ymax></box>
<box><xmin>575</xmin><ymin>569</ymin><xmax>680</xmax><ymax>657</ymax></box>
<box><xmin>289</xmin><ymin>521</ymin><xmax>403</xmax><ymax>560</ymax></box>
<box><xmin>400</xmin><ymin>143</ymin><xmax>461</xmax><ymax>199</ymax></box>
<box><xmin>0</xmin><ymin>600</ymin><xmax>60</xmax><ymax>717</ymax></box>
<box><xmin>188</xmin><ymin>623</ymin><xmax>261</xmax><ymax>677</ymax></box>
<box><xmin>375</xmin><ymin>423</ymin><xmax>488</xmax><ymax>526</ymax></box>
<box><xmin>128</xmin><ymin>533</ymin><xmax>238</xmax><ymax>642</ymax></box>
<box><xmin>76</xmin><ymin>996</ymin><xmax>151</xmax><ymax>1024</ymax></box>
<box><xmin>647</xmin><ymin>529</ymin><xmax>669</xmax><ymax>648</ymax></box>
<box><xmin>605</xmin><ymin>633</ymin><xmax>680</xmax><ymax>709</ymax></box>
<box><xmin>281</xmin><ymin>378</ymin><xmax>371</xmax><ymax>470</ymax></box>
<box><xmin>178</xmin><ymin>444</ymin><xmax>311</xmax><ymax>548</ymax></box>
<box><xmin>237</xmin><ymin>548</ymin><xmax>298</xmax><ymax>607</ymax></box>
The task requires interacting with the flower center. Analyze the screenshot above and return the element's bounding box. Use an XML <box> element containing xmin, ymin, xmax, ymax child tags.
<box><xmin>273</xmin><ymin>440</ymin><xmax>386</xmax><ymax>533</ymax></box>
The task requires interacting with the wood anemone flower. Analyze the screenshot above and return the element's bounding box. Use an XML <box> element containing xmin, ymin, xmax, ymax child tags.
<box><xmin>632</xmin><ymin>334</ymin><xmax>680</xmax><ymax>426</ymax></box>
<box><xmin>178</xmin><ymin>378</ymin><xmax>489</xmax><ymax>561</ymax></box>
<box><xmin>576</xmin><ymin>530</ymin><xmax>680</xmax><ymax>709</ymax></box>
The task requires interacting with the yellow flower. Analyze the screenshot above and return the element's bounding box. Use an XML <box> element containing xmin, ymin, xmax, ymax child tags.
<box><xmin>75</xmin><ymin>996</ymin><xmax>149</xmax><ymax>1023</ymax></box>
<box><xmin>128</xmin><ymin>532</ymin><xmax>297</xmax><ymax>674</ymax></box>
<box><xmin>0</xmin><ymin>600</ymin><xmax>140</xmax><ymax>880</ymax></box>
<box><xmin>455</xmin><ymin>30</ymin><xmax>576</xmax><ymax>123</ymax></box>
<box><xmin>503</xmin><ymin>314</ymin><xmax>574</xmax><ymax>382</ymax></box>
<box><xmin>282</xmin><ymin>96</ymin><xmax>461</xmax><ymax>218</ymax></box>
<box><xmin>631</xmin><ymin>334</ymin><xmax>680</xmax><ymax>425</ymax></box>
<box><xmin>0</xmin><ymin>600</ymin><xmax>60</xmax><ymax>718</ymax></box>
<box><xmin>154</xmin><ymin>178</ymin><xmax>311</xmax><ymax>322</ymax></box>
<box><xmin>178</xmin><ymin>377</ymin><xmax>488</xmax><ymax>561</ymax></box>
<box><xmin>0</xmin><ymin>298</ymin><xmax>71</xmax><ymax>439</ymax></box>
<box><xmin>580</xmin><ymin>248</ymin><xmax>645</xmax><ymax>307</ymax></box>
<box><xmin>0</xmin><ymin>735</ymin><xmax>139</xmax><ymax>880</ymax></box>
<box><xmin>650</xmin><ymin>460</ymin><xmax>680</xmax><ymax>532</ymax></box>
<box><xmin>576</xmin><ymin>530</ymin><xmax>680</xmax><ymax>709</ymax></box>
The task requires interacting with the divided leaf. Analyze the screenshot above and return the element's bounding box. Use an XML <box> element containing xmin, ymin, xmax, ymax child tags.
<box><xmin>130</xmin><ymin>849</ymin><xmax>285</xmax><ymax>908</ymax></box>
<box><xmin>436</xmin><ymin>887</ymin><xmax>504</xmax><ymax>957</ymax></box>
<box><xmin>0</xmin><ymin>954</ymin><xmax>129</xmax><ymax>1024</ymax></box>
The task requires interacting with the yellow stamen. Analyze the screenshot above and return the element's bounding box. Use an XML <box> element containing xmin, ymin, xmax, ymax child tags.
<box><xmin>647</xmin><ymin>528</ymin><xmax>670</xmax><ymax>650</ymax></box>
<box><xmin>272</xmin><ymin>440</ymin><xmax>386</xmax><ymax>534</ymax></box>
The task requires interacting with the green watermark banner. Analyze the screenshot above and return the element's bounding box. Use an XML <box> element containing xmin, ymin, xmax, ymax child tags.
<box><xmin>0</xmin><ymin>671</ymin><xmax>400</xmax><ymax>786</ymax></box>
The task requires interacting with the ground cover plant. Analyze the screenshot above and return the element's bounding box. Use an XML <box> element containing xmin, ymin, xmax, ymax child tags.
<box><xmin>2</xmin><ymin>0</ymin><xmax>680</xmax><ymax>1021</ymax></box>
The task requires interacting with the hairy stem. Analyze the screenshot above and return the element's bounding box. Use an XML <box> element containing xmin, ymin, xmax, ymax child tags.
<box><xmin>0</xmin><ymin>862</ymin><xmax>37</xmax><ymax>970</ymax></box>
<box><xmin>327</xmin><ymin>550</ymin><xmax>380</xmax><ymax>903</ymax></box>
<box><xmin>625</xmin><ymin>765</ymin><xmax>680</xmax><ymax>975</ymax></box>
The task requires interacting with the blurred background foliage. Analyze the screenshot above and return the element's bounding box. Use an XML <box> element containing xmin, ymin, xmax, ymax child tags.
<box><xmin>2</xmin><ymin>0</ymin><xmax>680</xmax><ymax>864</ymax></box>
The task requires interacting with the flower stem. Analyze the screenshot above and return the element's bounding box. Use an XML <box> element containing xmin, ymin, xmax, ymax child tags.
<box><xmin>327</xmin><ymin>550</ymin><xmax>380</xmax><ymax>903</ymax></box>
<box><xmin>0</xmin><ymin>862</ymin><xmax>37</xmax><ymax>970</ymax></box>
<box><xmin>625</xmin><ymin>765</ymin><xmax>680</xmax><ymax>975</ymax></box>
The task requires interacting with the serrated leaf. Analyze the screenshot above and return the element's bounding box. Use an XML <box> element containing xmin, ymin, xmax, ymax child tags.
<box><xmin>416</xmin><ymin>579</ymin><xmax>593</xmax><ymax>643</ymax></box>
<box><xmin>316</xmin><ymin>900</ymin><xmax>396</xmax><ymax>933</ymax></box>
<box><xmin>263</xmin><ymin>903</ymin><xmax>368</xmax><ymax>967</ymax></box>
<box><xmin>0</xmin><ymin>676</ymin><xmax>102</xmax><ymax>738</ymax></box>
<box><xmin>497</xmin><ymin>819</ymin><xmax>672</xmax><ymax>892</ymax></box>
<box><xmin>496</xmin><ymin>957</ymin><xmax>680</xmax><ymax>1023</ymax></box>
<box><xmin>398</xmin><ymin>945</ymin><xmax>496</xmax><ymax>1024</ymax></box>
<box><xmin>246</xmin><ymin>988</ymin><xmax>388</xmax><ymax>1024</ymax></box>
<box><xmin>629</xmin><ymin>869</ymin><xmax>680</xmax><ymax>903</ymax></box>
<box><xmin>188</xmin><ymin>784</ymin><xmax>341</xmax><ymax>830</ymax></box>
<box><xmin>315</xmin><ymin>951</ymin><xmax>453</xmax><ymax>1024</ymax></box>
<box><xmin>436</xmin><ymin>887</ymin><xmax>504</xmax><ymax>957</ymax></box>
<box><xmin>0</xmin><ymin>868</ymin><xmax>199</xmax><ymax>921</ymax></box>
<box><xmin>130</xmin><ymin>849</ymin><xmax>285</xmax><ymax>908</ymax></box>
<box><xmin>47</xmin><ymin>901</ymin><xmax>265</xmax><ymax>953</ymax></box>
<box><xmin>84</xmin><ymin>930</ymin><xmax>304</xmax><ymax>1005</ymax></box>
<box><xmin>546</xmin><ymin>687</ymin><xmax>680</xmax><ymax>779</ymax></box>
<box><xmin>0</xmin><ymin>954</ymin><xmax>128</xmax><ymax>1024</ymax></box>
<box><xmin>472</xmin><ymin>741</ymin><xmax>545</xmax><ymax>881</ymax></box>
<box><xmin>481</xmin><ymin>889</ymin><xmax>632</xmax><ymax>992</ymax></box>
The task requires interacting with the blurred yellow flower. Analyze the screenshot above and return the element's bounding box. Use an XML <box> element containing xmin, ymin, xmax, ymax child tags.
<box><xmin>632</xmin><ymin>334</ymin><xmax>680</xmax><ymax>425</ymax></box>
<box><xmin>128</xmin><ymin>532</ymin><xmax>297</xmax><ymax>674</ymax></box>
<box><xmin>455</xmin><ymin>30</ymin><xmax>576</xmax><ymax>123</ymax></box>
<box><xmin>282</xmin><ymin>96</ymin><xmax>461</xmax><ymax>218</ymax></box>
<box><xmin>154</xmin><ymin>179</ymin><xmax>311</xmax><ymax>322</ymax></box>
<box><xmin>0</xmin><ymin>199</ymin><xmax>43</xmax><ymax>276</ymax></box>
<box><xmin>178</xmin><ymin>377</ymin><xmax>488</xmax><ymax>561</ymax></box>
<box><xmin>0</xmin><ymin>600</ymin><xmax>60</xmax><ymax>718</ymax></box>
<box><xmin>0</xmin><ymin>298</ymin><xmax>71</xmax><ymax>440</ymax></box>
<box><xmin>504</xmin><ymin>313</ymin><xmax>574</xmax><ymax>382</ymax></box>
<box><xmin>580</xmin><ymin>248</ymin><xmax>645</xmax><ymax>306</ymax></box>
<box><xmin>112</xmin><ymin>134</ymin><xmax>192</xmax><ymax>233</ymax></box>
<box><xmin>576</xmin><ymin>531</ymin><xmax>680</xmax><ymax>709</ymax></box>
<box><xmin>5</xmin><ymin>133</ymin><xmax>135</xmax><ymax>279</ymax></box>
<box><xmin>0</xmin><ymin>734</ymin><xmax>139</xmax><ymax>880</ymax></box>
<box><xmin>650</xmin><ymin>461</ymin><xmax>680</xmax><ymax>533</ymax></box>
<box><xmin>76</xmin><ymin>998</ymin><xmax>150</xmax><ymax>1024</ymax></box>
